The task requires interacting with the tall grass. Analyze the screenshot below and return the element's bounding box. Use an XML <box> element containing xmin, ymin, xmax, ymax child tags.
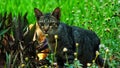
<box><xmin>0</xmin><ymin>0</ymin><xmax>120</xmax><ymax>67</ymax></box>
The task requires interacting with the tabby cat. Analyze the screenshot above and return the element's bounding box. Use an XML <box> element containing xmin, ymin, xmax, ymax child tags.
<box><xmin>34</xmin><ymin>7</ymin><xmax>108</xmax><ymax>68</ymax></box>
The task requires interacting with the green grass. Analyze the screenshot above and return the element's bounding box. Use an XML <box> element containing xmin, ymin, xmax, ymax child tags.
<box><xmin>0</xmin><ymin>0</ymin><xmax>120</xmax><ymax>67</ymax></box>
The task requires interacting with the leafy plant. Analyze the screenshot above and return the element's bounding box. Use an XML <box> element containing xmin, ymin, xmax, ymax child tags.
<box><xmin>0</xmin><ymin>12</ymin><xmax>12</xmax><ymax>68</ymax></box>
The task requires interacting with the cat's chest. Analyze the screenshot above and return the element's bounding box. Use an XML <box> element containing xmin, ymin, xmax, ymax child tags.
<box><xmin>46</xmin><ymin>36</ymin><xmax>56</xmax><ymax>49</ymax></box>
<box><xmin>46</xmin><ymin>36</ymin><xmax>62</xmax><ymax>51</ymax></box>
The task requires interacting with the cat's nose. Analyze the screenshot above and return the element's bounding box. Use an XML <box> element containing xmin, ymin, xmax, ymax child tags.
<box><xmin>44</xmin><ymin>26</ymin><xmax>49</xmax><ymax>33</ymax></box>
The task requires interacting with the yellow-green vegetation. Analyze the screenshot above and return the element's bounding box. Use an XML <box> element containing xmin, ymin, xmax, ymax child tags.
<box><xmin>0</xmin><ymin>0</ymin><xmax>120</xmax><ymax>67</ymax></box>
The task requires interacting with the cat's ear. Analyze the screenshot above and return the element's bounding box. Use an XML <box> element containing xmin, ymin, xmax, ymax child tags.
<box><xmin>34</xmin><ymin>8</ymin><xmax>43</xmax><ymax>20</ymax></box>
<box><xmin>52</xmin><ymin>7</ymin><xmax>60</xmax><ymax>20</ymax></box>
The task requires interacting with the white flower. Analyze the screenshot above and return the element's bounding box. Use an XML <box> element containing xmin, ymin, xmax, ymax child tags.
<box><xmin>99</xmin><ymin>44</ymin><xmax>105</xmax><ymax>48</ymax></box>
<box><xmin>21</xmin><ymin>63</ymin><xmax>25</xmax><ymax>67</ymax></box>
<box><xmin>74</xmin><ymin>58</ymin><xmax>78</xmax><ymax>60</ymax></box>
<box><xmin>63</xmin><ymin>47</ymin><xmax>68</xmax><ymax>52</ymax></box>
<box><xmin>106</xmin><ymin>48</ymin><xmax>109</xmax><ymax>53</ymax></box>
<box><xmin>87</xmin><ymin>63</ymin><xmax>91</xmax><ymax>66</ymax></box>
<box><xmin>76</xmin><ymin>43</ymin><xmax>79</xmax><ymax>47</ymax></box>
<box><xmin>92</xmin><ymin>60</ymin><xmax>95</xmax><ymax>63</ymax></box>
<box><xmin>96</xmin><ymin>51</ymin><xmax>100</xmax><ymax>56</ymax></box>
<box><xmin>74</xmin><ymin>52</ymin><xmax>77</xmax><ymax>56</ymax></box>
<box><xmin>54</xmin><ymin>35</ymin><xmax>58</xmax><ymax>39</ymax></box>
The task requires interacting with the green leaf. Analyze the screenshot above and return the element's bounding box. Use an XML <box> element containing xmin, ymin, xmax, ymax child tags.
<box><xmin>0</xmin><ymin>22</ymin><xmax>2</xmax><ymax>28</ymax></box>
<box><xmin>0</xmin><ymin>28</ymin><xmax>10</xmax><ymax>36</ymax></box>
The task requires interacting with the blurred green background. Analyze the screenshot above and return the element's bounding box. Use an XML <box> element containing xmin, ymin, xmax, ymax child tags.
<box><xmin>0</xmin><ymin>0</ymin><xmax>120</xmax><ymax>67</ymax></box>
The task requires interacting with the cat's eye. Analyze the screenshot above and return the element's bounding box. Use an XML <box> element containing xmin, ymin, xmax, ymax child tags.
<box><xmin>40</xmin><ymin>23</ymin><xmax>44</xmax><ymax>26</ymax></box>
<box><xmin>54</xmin><ymin>23</ymin><xmax>58</xmax><ymax>27</ymax></box>
<box><xmin>49</xmin><ymin>23</ymin><xmax>53</xmax><ymax>26</ymax></box>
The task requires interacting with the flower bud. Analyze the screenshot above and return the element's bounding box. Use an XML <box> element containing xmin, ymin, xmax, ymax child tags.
<box><xmin>76</xmin><ymin>43</ymin><xmax>79</xmax><ymax>47</ymax></box>
<box><xmin>106</xmin><ymin>48</ymin><xmax>109</xmax><ymax>53</ymax></box>
<box><xmin>63</xmin><ymin>47</ymin><xmax>68</xmax><ymax>52</ymax></box>
<box><xmin>54</xmin><ymin>35</ymin><xmax>58</xmax><ymax>39</ymax></box>
<box><xmin>21</xmin><ymin>63</ymin><xmax>25</xmax><ymax>67</ymax></box>
<box><xmin>96</xmin><ymin>51</ymin><xmax>100</xmax><ymax>56</ymax></box>
<box><xmin>87</xmin><ymin>63</ymin><xmax>91</xmax><ymax>66</ymax></box>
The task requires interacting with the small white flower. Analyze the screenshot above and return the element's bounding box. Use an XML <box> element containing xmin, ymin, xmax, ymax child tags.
<box><xmin>106</xmin><ymin>48</ymin><xmax>109</xmax><ymax>53</ymax></box>
<box><xmin>53</xmin><ymin>62</ymin><xmax>57</xmax><ymax>66</ymax></box>
<box><xmin>74</xmin><ymin>58</ymin><xmax>78</xmax><ymax>60</ymax></box>
<box><xmin>25</xmin><ymin>57</ymin><xmax>29</xmax><ymax>61</ymax></box>
<box><xmin>87</xmin><ymin>63</ymin><xmax>91</xmax><ymax>66</ymax></box>
<box><xmin>54</xmin><ymin>35</ymin><xmax>58</xmax><ymax>39</ymax></box>
<box><xmin>63</xmin><ymin>47</ymin><xmax>68</xmax><ymax>52</ymax></box>
<box><xmin>104</xmin><ymin>28</ymin><xmax>110</xmax><ymax>32</ymax></box>
<box><xmin>99</xmin><ymin>44</ymin><xmax>105</xmax><ymax>48</ymax></box>
<box><xmin>76</xmin><ymin>43</ymin><xmax>79</xmax><ymax>47</ymax></box>
<box><xmin>21</xmin><ymin>63</ymin><xmax>25</xmax><ymax>67</ymax></box>
<box><xmin>92</xmin><ymin>60</ymin><xmax>95</xmax><ymax>63</ymax></box>
<box><xmin>74</xmin><ymin>52</ymin><xmax>77</xmax><ymax>56</ymax></box>
<box><xmin>96</xmin><ymin>51</ymin><xmax>100</xmax><ymax>56</ymax></box>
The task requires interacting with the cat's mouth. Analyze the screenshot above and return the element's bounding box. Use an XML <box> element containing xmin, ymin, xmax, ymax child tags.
<box><xmin>44</xmin><ymin>32</ymin><xmax>48</xmax><ymax>34</ymax></box>
<box><xmin>42</xmin><ymin>30</ymin><xmax>48</xmax><ymax>34</ymax></box>
<box><xmin>43</xmin><ymin>30</ymin><xmax>48</xmax><ymax>36</ymax></box>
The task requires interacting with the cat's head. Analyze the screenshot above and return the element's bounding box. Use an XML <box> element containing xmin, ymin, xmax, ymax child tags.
<box><xmin>34</xmin><ymin>7</ymin><xmax>60</xmax><ymax>35</ymax></box>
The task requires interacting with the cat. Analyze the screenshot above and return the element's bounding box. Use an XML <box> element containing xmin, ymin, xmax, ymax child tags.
<box><xmin>34</xmin><ymin>7</ymin><xmax>108</xmax><ymax>68</ymax></box>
